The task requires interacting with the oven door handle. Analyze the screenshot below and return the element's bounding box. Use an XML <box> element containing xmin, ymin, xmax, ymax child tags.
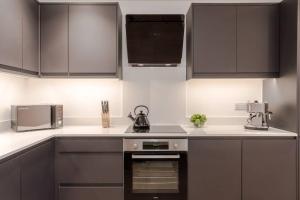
<box><xmin>131</xmin><ymin>154</ymin><xmax>180</xmax><ymax>159</ymax></box>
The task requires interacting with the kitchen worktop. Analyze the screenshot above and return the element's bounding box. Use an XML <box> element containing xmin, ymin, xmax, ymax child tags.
<box><xmin>0</xmin><ymin>125</ymin><xmax>297</xmax><ymax>161</ymax></box>
<box><xmin>183</xmin><ymin>125</ymin><xmax>297</xmax><ymax>137</ymax></box>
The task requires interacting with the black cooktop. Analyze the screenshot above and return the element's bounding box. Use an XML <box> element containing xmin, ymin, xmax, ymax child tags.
<box><xmin>125</xmin><ymin>125</ymin><xmax>187</xmax><ymax>134</ymax></box>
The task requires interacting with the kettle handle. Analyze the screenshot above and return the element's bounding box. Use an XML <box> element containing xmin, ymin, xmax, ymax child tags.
<box><xmin>134</xmin><ymin>105</ymin><xmax>149</xmax><ymax>116</ymax></box>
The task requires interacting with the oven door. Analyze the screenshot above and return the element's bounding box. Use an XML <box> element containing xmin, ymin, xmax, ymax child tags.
<box><xmin>124</xmin><ymin>152</ymin><xmax>187</xmax><ymax>200</ymax></box>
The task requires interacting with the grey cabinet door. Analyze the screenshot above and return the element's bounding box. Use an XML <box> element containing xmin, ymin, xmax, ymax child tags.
<box><xmin>56</xmin><ymin>153</ymin><xmax>123</xmax><ymax>184</ymax></box>
<box><xmin>243</xmin><ymin>139</ymin><xmax>297</xmax><ymax>200</ymax></box>
<box><xmin>56</xmin><ymin>138</ymin><xmax>123</xmax><ymax>153</ymax></box>
<box><xmin>237</xmin><ymin>5</ymin><xmax>279</xmax><ymax>73</ymax></box>
<box><xmin>188</xmin><ymin>139</ymin><xmax>241</xmax><ymax>200</ymax></box>
<box><xmin>0</xmin><ymin>158</ymin><xmax>21</xmax><ymax>200</ymax></box>
<box><xmin>21</xmin><ymin>141</ymin><xmax>54</xmax><ymax>200</ymax></box>
<box><xmin>0</xmin><ymin>0</ymin><xmax>22</xmax><ymax>68</ymax></box>
<box><xmin>59</xmin><ymin>187</ymin><xmax>123</xmax><ymax>200</ymax></box>
<box><xmin>55</xmin><ymin>138</ymin><xmax>123</xmax><ymax>200</ymax></box>
<box><xmin>40</xmin><ymin>5</ymin><xmax>69</xmax><ymax>75</ymax></box>
<box><xmin>193</xmin><ymin>5</ymin><xmax>236</xmax><ymax>74</ymax></box>
<box><xmin>69</xmin><ymin>5</ymin><xmax>117</xmax><ymax>74</ymax></box>
<box><xmin>22</xmin><ymin>0</ymin><xmax>39</xmax><ymax>73</ymax></box>
<box><xmin>55</xmin><ymin>138</ymin><xmax>123</xmax><ymax>184</ymax></box>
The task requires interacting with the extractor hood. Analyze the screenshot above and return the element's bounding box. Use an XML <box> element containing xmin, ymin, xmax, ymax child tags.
<box><xmin>126</xmin><ymin>15</ymin><xmax>185</xmax><ymax>67</ymax></box>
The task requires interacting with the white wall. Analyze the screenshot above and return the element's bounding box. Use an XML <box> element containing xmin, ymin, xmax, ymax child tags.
<box><xmin>121</xmin><ymin>1</ymin><xmax>189</xmax><ymax>124</ymax></box>
<box><xmin>187</xmin><ymin>79</ymin><xmax>263</xmax><ymax>117</ymax></box>
<box><xmin>24</xmin><ymin>78</ymin><xmax>123</xmax><ymax>118</ymax></box>
<box><xmin>0</xmin><ymin>73</ymin><xmax>28</xmax><ymax>122</ymax></box>
<box><xmin>0</xmin><ymin>0</ymin><xmax>265</xmax><ymax>126</ymax></box>
<box><xmin>0</xmin><ymin>71</ymin><xmax>263</xmax><ymax>125</ymax></box>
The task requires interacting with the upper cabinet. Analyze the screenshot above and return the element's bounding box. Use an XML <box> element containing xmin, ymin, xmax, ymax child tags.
<box><xmin>40</xmin><ymin>3</ymin><xmax>122</xmax><ymax>78</ymax></box>
<box><xmin>237</xmin><ymin>6</ymin><xmax>279</xmax><ymax>74</ymax></box>
<box><xmin>40</xmin><ymin>5</ymin><xmax>69</xmax><ymax>76</ymax></box>
<box><xmin>0</xmin><ymin>1</ymin><xmax>122</xmax><ymax>78</ymax></box>
<box><xmin>69</xmin><ymin>5</ymin><xmax>118</xmax><ymax>76</ymax></box>
<box><xmin>190</xmin><ymin>5</ymin><xmax>237</xmax><ymax>74</ymax></box>
<box><xmin>0</xmin><ymin>0</ymin><xmax>23</xmax><ymax>70</ymax></box>
<box><xmin>186</xmin><ymin>4</ymin><xmax>279</xmax><ymax>79</ymax></box>
<box><xmin>22</xmin><ymin>0</ymin><xmax>39</xmax><ymax>74</ymax></box>
<box><xmin>0</xmin><ymin>0</ymin><xmax>39</xmax><ymax>75</ymax></box>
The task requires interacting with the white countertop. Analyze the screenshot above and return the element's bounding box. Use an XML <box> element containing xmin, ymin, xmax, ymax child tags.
<box><xmin>0</xmin><ymin>125</ymin><xmax>297</xmax><ymax>161</ymax></box>
<box><xmin>183</xmin><ymin>125</ymin><xmax>297</xmax><ymax>137</ymax></box>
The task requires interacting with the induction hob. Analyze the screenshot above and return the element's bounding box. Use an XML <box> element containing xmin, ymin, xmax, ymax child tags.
<box><xmin>125</xmin><ymin>125</ymin><xmax>187</xmax><ymax>134</ymax></box>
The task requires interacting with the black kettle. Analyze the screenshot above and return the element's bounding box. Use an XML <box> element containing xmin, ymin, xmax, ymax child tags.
<box><xmin>128</xmin><ymin>105</ymin><xmax>150</xmax><ymax>130</ymax></box>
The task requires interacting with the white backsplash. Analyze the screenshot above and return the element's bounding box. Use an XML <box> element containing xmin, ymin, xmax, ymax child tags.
<box><xmin>24</xmin><ymin>78</ymin><xmax>123</xmax><ymax>118</ymax></box>
<box><xmin>186</xmin><ymin>79</ymin><xmax>263</xmax><ymax>117</ymax></box>
<box><xmin>0</xmin><ymin>71</ymin><xmax>263</xmax><ymax>126</ymax></box>
<box><xmin>0</xmin><ymin>73</ymin><xmax>28</xmax><ymax>124</ymax></box>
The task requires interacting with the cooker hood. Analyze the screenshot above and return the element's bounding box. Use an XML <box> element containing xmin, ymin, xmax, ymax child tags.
<box><xmin>126</xmin><ymin>15</ymin><xmax>185</xmax><ymax>67</ymax></box>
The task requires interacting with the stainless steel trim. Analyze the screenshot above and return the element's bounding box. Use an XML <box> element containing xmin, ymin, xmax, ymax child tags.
<box><xmin>123</xmin><ymin>139</ymin><xmax>188</xmax><ymax>152</ymax></box>
<box><xmin>131</xmin><ymin>63</ymin><xmax>178</xmax><ymax>67</ymax></box>
<box><xmin>132</xmin><ymin>155</ymin><xmax>180</xmax><ymax>159</ymax></box>
<box><xmin>17</xmin><ymin>124</ymin><xmax>52</xmax><ymax>132</ymax></box>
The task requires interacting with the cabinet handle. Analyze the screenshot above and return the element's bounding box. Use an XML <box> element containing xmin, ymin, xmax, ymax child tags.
<box><xmin>132</xmin><ymin>155</ymin><xmax>180</xmax><ymax>159</ymax></box>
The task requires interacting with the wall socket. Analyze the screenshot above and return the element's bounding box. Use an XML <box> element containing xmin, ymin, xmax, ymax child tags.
<box><xmin>235</xmin><ymin>103</ymin><xmax>248</xmax><ymax>111</ymax></box>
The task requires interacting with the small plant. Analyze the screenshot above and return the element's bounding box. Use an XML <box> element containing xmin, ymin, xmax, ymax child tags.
<box><xmin>190</xmin><ymin>114</ymin><xmax>207</xmax><ymax>128</ymax></box>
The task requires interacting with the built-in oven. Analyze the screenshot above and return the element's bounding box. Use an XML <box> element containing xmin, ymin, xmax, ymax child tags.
<box><xmin>124</xmin><ymin>139</ymin><xmax>188</xmax><ymax>200</ymax></box>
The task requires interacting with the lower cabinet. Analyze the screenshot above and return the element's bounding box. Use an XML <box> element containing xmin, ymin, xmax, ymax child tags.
<box><xmin>189</xmin><ymin>138</ymin><xmax>297</xmax><ymax>200</ymax></box>
<box><xmin>0</xmin><ymin>157</ymin><xmax>21</xmax><ymax>200</ymax></box>
<box><xmin>56</xmin><ymin>153</ymin><xmax>123</xmax><ymax>184</ymax></box>
<box><xmin>0</xmin><ymin>137</ymin><xmax>296</xmax><ymax>200</ymax></box>
<box><xmin>242</xmin><ymin>139</ymin><xmax>297</xmax><ymax>200</ymax></box>
<box><xmin>20</xmin><ymin>141</ymin><xmax>54</xmax><ymax>200</ymax></box>
<box><xmin>55</xmin><ymin>138</ymin><xmax>124</xmax><ymax>200</ymax></box>
<box><xmin>59</xmin><ymin>187</ymin><xmax>123</xmax><ymax>200</ymax></box>
<box><xmin>188</xmin><ymin>139</ymin><xmax>242</xmax><ymax>200</ymax></box>
<box><xmin>0</xmin><ymin>140</ymin><xmax>54</xmax><ymax>200</ymax></box>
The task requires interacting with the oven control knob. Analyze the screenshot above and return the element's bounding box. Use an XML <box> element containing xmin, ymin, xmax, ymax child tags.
<box><xmin>133</xmin><ymin>143</ymin><xmax>138</xmax><ymax>149</ymax></box>
<box><xmin>173</xmin><ymin>143</ymin><xmax>179</xmax><ymax>149</ymax></box>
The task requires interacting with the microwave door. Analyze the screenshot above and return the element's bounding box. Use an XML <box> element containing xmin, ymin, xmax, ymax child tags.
<box><xmin>17</xmin><ymin>106</ymin><xmax>52</xmax><ymax>131</ymax></box>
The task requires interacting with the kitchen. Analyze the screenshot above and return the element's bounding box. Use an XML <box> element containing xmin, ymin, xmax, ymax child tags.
<box><xmin>0</xmin><ymin>0</ymin><xmax>298</xmax><ymax>200</ymax></box>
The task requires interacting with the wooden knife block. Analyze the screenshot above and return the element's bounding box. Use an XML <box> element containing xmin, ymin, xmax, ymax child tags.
<box><xmin>101</xmin><ymin>112</ymin><xmax>110</xmax><ymax>128</ymax></box>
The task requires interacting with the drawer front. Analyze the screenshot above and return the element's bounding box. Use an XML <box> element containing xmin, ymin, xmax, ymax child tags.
<box><xmin>59</xmin><ymin>187</ymin><xmax>123</xmax><ymax>200</ymax></box>
<box><xmin>56</xmin><ymin>138</ymin><xmax>123</xmax><ymax>153</ymax></box>
<box><xmin>56</xmin><ymin>153</ymin><xmax>123</xmax><ymax>184</ymax></box>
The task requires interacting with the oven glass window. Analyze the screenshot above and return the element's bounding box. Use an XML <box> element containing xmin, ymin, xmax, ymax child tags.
<box><xmin>132</xmin><ymin>160</ymin><xmax>179</xmax><ymax>193</ymax></box>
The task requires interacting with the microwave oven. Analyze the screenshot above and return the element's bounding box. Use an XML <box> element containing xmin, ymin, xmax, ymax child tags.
<box><xmin>11</xmin><ymin>105</ymin><xmax>63</xmax><ymax>132</ymax></box>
